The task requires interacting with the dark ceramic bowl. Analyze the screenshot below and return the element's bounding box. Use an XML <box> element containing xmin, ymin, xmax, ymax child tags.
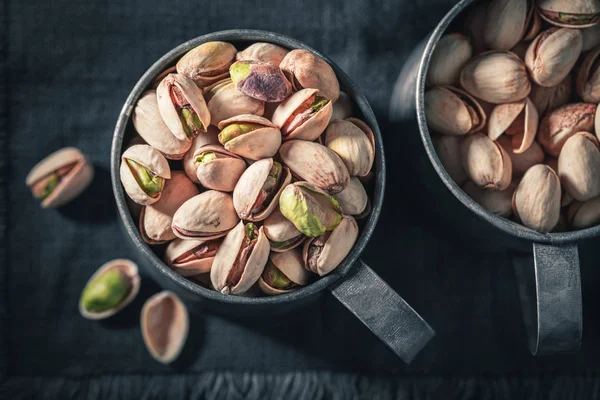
<box><xmin>111</xmin><ymin>30</ymin><xmax>434</xmax><ymax>364</ymax></box>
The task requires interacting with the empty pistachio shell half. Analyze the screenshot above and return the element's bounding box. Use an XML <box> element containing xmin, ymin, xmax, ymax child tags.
<box><xmin>558</xmin><ymin>132</ymin><xmax>600</xmax><ymax>201</ymax></box>
<box><xmin>576</xmin><ymin>46</ymin><xmax>600</xmax><ymax>103</ymax></box>
<box><xmin>176</xmin><ymin>41</ymin><xmax>236</xmax><ymax>88</ymax></box>
<box><xmin>263</xmin><ymin>207</ymin><xmax>305</xmax><ymax>252</ymax></box>
<box><xmin>26</xmin><ymin>147</ymin><xmax>94</xmax><ymax>208</ymax></box>
<box><xmin>512</xmin><ymin>164</ymin><xmax>561</xmax><ymax>232</ymax></box>
<box><xmin>120</xmin><ymin>144</ymin><xmax>171</xmax><ymax>206</ymax></box>
<box><xmin>193</xmin><ymin>144</ymin><xmax>246</xmax><ymax>192</ymax></box>
<box><xmin>530</xmin><ymin>74</ymin><xmax>572</xmax><ymax>117</ymax></box>
<box><xmin>79</xmin><ymin>259</ymin><xmax>140</xmax><ymax>320</ymax></box>
<box><xmin>497</xmin><ymin>136</ymin><xmax>545</xmax><ymax>177</ymax></box>
<box><xmin>236</xmin><ymin>42</ymin><xmax>289</xmax><ymax>66</ymax></box>
<box><xmin>484</xmin><ymin>0</ymin><xmax>539</xmax><ymax>50</ymax></box>
<box><xmin>538</xmin><ymin>0</ymin><xmax>600</xmax><ymax>28</ymax></box>
<box><xmin>233</xmin><ymin>158</ymin><xmax>292</xmax><ymax>222</ymax></box>
<box><xmin>525</xmin><ymin>27</ymin><xmax>582</xmax><ymax>87</ymax></box>
<box><xmin>272</xmin><ymin>88</ymin><xmax>333</xmax><ymax>141</ymax></box>
<box><xmin>205</xmin><ymin>78</ymin><xmax>265</xmax><ymax>126</ymax></box>
<box><xmin>156</xmin><ymin>73</ymin><xmax>211</xmax><ymax>141</ymax></box>
<box><xmin>140</xmin><ymin>172</ymin><xmax>199</xmax><ymax>245</ymax></box>
<box><xmin>165</xmin><ymin>238</ymin><xmax>222</xmax><ymax>276</ymax></box>
<box><xmin>171</xmin><ymin>190</ymin><xmax>239</xmax><ymax>240</ymax></box>
<box><xmin>324</xmin><ymin>118</ymin><xmax>375</xmax><ymax>177</ymax></box>
<box><xmin>330</xmin><ymin>91</ymin><xmax>353</xmax><ymax>122</ymax></box>
<box><xmin>182</xmin><ymin>126</ymin><xmax>221</xmax><ymax>184</ymax></box>
<box><xmin>424</xmin><ymin>86</ymin><xmax>486</xmax><ymax>136</ymax></box>
<box><xmin>258</xmin><ymin>249</ymin><xmax>312</xmax><ymax>295</ymax></box>
<box><xmin>141</xmin><ymin>291</ymin><xmax>189</xmax><ymax>364</ymax></box>
<box><xmin>488</xmin><ymin>97</ymin><xmax>539</xmax><ymax>154</ymax></box>
<box><xmin>333</xmin><ymin>177</ymin><xmax>369</xmax><ymax>216</ymax></box>
<box><xmin>568</xmin><ymin>197</ymin><xmax>600</xmax><ymax>229</ymax></box>
<box><xmin>463</xmin><ymin>181</ymin><xmax>516</xmax><ymax>217</ymax></box>
<box><xmin>461</xmin><ymin>133</ymin><xmax>513</xmax><ymax>190</ymax></box>
<box><xmin>303</xmin><ymin>215</ymin><xmax>358</xmax><ymax>276</ymax></box>
<box><xmin>229</xmin><ymin>60</ymin><xmax>292</xmax><ymax>102</ymax></box>
<box><xmin>433</xmin><ymin>135</ymin><xmax>468</xmax><ymax>184</ymax></box>
<box><xmin>582</xmin><ymin>25</ymin><xmax>600</xmax><ymax>51</ymax></box>
<box><xmin>427</xmin><ymin>33</ymin><xmax>473</xmax><ymax>86</ymax></box>
<box><xmin>210</xmin><ymin>221</ymin><xmax>270</xmax><ymax>295</ymax></box>
<box><xmin>538</xmin><ymin>103</ymin><xmax>597</xmax><ymax>156</ymax></box>
<box><xmin>279</xmin><ymin>49</ymin><xmax>340</xmax><ymax>102</ymax></box>
<box><xmin>217</xmin><ymin>114</ymin><xmax>281</xmax><ymax>160</ymax></box>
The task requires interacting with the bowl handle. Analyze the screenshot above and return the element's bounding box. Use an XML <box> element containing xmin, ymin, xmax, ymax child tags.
<box><xmin>328</xmin><ymin>259</ymin><xmax>435</xmax><ymax>364</ymax></box>
<box><xmin>513</xmin><ymin>243</ymin><xmax>582</xmax><ymax>355</ymax></box>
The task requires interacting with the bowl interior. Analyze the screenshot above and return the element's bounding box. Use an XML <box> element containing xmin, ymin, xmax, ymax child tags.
<box><xmin>111</xmin><ymin>30</ymin><xmax>385</xmax><ymax>306</ymax></box>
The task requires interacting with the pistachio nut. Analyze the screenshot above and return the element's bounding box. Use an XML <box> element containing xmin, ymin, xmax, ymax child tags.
<box><xmin>205</xmin><ymin>78</ymin><xmax>265</xmax><ymax>126</ymax></box>
<box><xmin>279</xmin><ymin>140</ymin><xmax>350</xmax><ymax>194</ymax></box>
<box><xmin>525</xmin><ymin>28</ymin><xmax>583</xmax><ymax>87</ymax></box>
<box><xmin>279</xmin><ymin>181</ymin><xmax>342</xmax><ymax>237</ymax></box>
<box><xmin>236</xmin><ymin>42</ymin><xmax>290</xmax><ymax>66</ymax></box>
<box><xmin>538</xmin><ymin>0</ymin><xmax>600</xmax><ymax>28</ymax></box>
<box><xmin>512</xmin><ymin>164</ymin><xmax>561</xmax><ymax>232</ymax></box>
<box><xmin>576</xmin><ymin>46</ymin><xmax>600</xmax><ymax>103</ymax></box>
<box><xmin>258</xmin><ymin>249</ymin><xmax>312</xmax><ymax>295</ymax></box>
<box><xmin>484</xmin><ymin>0</ymin><xmax>539</xmax><ymax>51</ymax></box>
<box><xmin>582</xmin><ymin>25</ymin><xmax>600</xmax><ymax>51</ymax></box>
<box><xmin>558</xmin><ymin>132</ymin><xmax>600</xmax><ymax>201</ymax></box>
<box><xmin>460</xmin><ymin>133</ymin><xmax>513</xmax><ymax>190</ymax></box>
<box><xmin>272</xmin><ymin>88</ymin><xmax>333</xmax><ymax>141</ymax></box>
<box><xmin>133</xmin><ymin>91</ymin><xmax>191</xmax><ymax>159</ymax></box>
<box><xmin>460</xmin><ymin>51</ymin><xmax>531</xmax><ymax>104</ymax></box>
<box><xmin>164</xmin><ymin>238</ymin><xmax>222</xmax><ymax>276</ymax></box>
<box><xmin>303</xmin><ymin>215</ymin><xmax>358</xmax><ymax>276</ymax></box>
<box><xmin>463</xmin><ymin>181</ymin><xmax>516</xmax><ymax>217</ymax></box>
<box><xmin>324</xmin><ymin>118</ymin><xmax>375</xmax><ymax>177</ymax></box>
<box><xmin>229</xmin><ymin>60</ymin><xmax>292</xmax><ymax>102</ymax></box>
<box><xmin>79</xmin><ymin>259</ymin><xmax>140</xmax><ymax>320</ymax></box>
<box><xmin>497</xmin><ymin>136</ymin><xmax>545</xmax><ymax>177</ymax></box>
<box><xmin>537</xmin><ymin>102</ymin><xmax>597</xmax><ymax>156</ymax></box>
<box><xmin>171</xmin><ymin>190</ymin><xmax>239</xmax><ymax>240</ymax></box>
<box><xmin>465</xmin><ymin>3</ymin><xmax>488</xmax><ymax>53</ymax></box>
<box><xmin>488</xmin><ymin>97</ymin><xmax>539</xmax><ymax>154</ymax></box>
<box><xmin>182</xmin><ymin>126</ymin><xmax>220</xmax><ymax>184</ymax></box>
<box><xmin>26</xmin><ymin>147</ymin><xmax>94</xmax><ymax>208</ymax></box>
<box><xmin>156</xmin><ymin>73</ymin><xmax>211</xmax><ymax>141</ymax></box>
<box><xmin>433</xmin><ymin>135</ymin><xmax>468</xmax><ymax>184</ymax></box>
<box><xmin>332</xmin><ymin>177</ymin><xmax>369</xmax><ymax>217</ymax></box>
<box><xmin>568</xmin><ymin>197</ymin><xmax>600</xmax><ymax>229</ymax></box>
<box><xmin>279</xmin><ymin>49</ymin><xmax>340</xmax><ymax>101</ymax></box>
<box><xmin>263</xmin><ymin>207</ymin><xmax>305</xmax><ymax>252</ymax></box>
<box><xmin>141</xmin><ymin>291</ymin><xmax>188</xmax><ymax>364</ymax></box>
<box><xmin>151</xmin><ymin>66</ymin><xmax>176</xmax><ymax>89</ymax></box>
<box><xmin>139</xmin><ymin>172</ymin><xmax>199</xmax><ymax>245</ymax></box>
<box><xmin>233</xmin><ymin>158</ymin><xmax>292</xmax><ymax>222</ymax></box>
<box><xmin>120</xmin><ymin>144</ymin><xmax>171</xmax><ymax>206</ymax></box>
<box><xmin>217</xmin><ymin>114</ymin><xmax>281</xmax><ymax>160</ymax></box>
<box><xmin>210</xmin><ymin>221</ymin><xmax>270</xmax><ymax>295</ymax></box>
<box><xmin>176</xmin><ymin>41</ymin><xmax>237</xmax><ymax>88</ymax></box>
<box><xmin>330</xmin><ymin>91</ymin><xmax>353</xmax><ymax>122</ymax></box>
<box><xmin>426</xmin><ymin>33</ymin><xmax>473</xmax><ymax>86</ymax></box>
<box><xmin>424</xmin><ymin>86</ymin><xmax>486</xmax><ymax>136</ymax></box>
<box><xmin>529</xmin><ymin>74</ymin><xmax>572</xmax><ymax>117</ymax></box>
<box><xmin>193</xmin><ymin>144</ymin><xmax>246</xmax><ymax>192</ymax></box>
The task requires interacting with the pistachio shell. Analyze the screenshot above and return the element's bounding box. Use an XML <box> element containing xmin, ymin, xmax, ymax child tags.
<box><xmin>193</xmin><ymin>144</ymin><xmax>246</xmax><ymax>192</ymax></box>
<box><xmin>432</xmin><ymin>135</ymin><xmax>468</xmax><ymax>184</ymax></box>
<box><xmin>424</xmin><ymin>86</ymin><xmax>486</xmax><ymax>136</ymax></box>
<box><xmin>463</xmin><ymin>181</ymin><xmax>515</xmax><ymax>217</ymax></box>
<box><xmin>582</xmin><ymin>25</ymin><xmax>600</xmax><ymax>51</ymax></box>
<box><xmin>530</xmin><ymin>74</ymin><xmax>572</xmax><ymax>117</ymax></box>
<box><xmin>279</xmin><ymin>49</ymin><xmax>340</xmax><ymax>102</ymax></box>
<box><xmin>272</xmin><ymin>88</ymin><xmax>333</xmax><ymax>141</ymax></box>
<box><xmin>568</xmin><ymin>197</ymin><xmax>600</xmax><ymax>229</ymax></box>
<box><xmin>182</xmin><ymin>126</ymin><xmax>220</xmax><ymax>184</ymax></box>
<box><xmin>558</xmin><ymin>132</ymin><xmax>600</xmax><ymax>201</ymax></box>
<box><xmin>497</xmin><ymin>136</ymin><xmax>545</xmax><ymax>176</ymax></box>
<box><xmin>427</xmin><ymin>33</ymin><xmax>473</xmax><ymax>86</ymax></box>
<box><xmin>461</xmin><ymin>133</ymin><xmax>513</xmax><ymax>190</ymax></box>
<box><xmin>230</xmin><ymin>60</ymin><xmax>292</xmax><ymax>102</ymax></box>
<box><xmin>324</xmin><ymin>118</ymin><xmax>375</xmax><ymax>177</ymax></box>
<box><xmin>151</xmin><ymin>66</ymin><xmax>177</xmax><ymax>89</ymax></box>
<box><xmin>120</xmin><ymin>144</ymin><xmax>171</xmax><ymax>206</ymax></box>
<box><xmin>164</xmin><ymin>238</ymin><xmax>221</xmax><ymax>276</ymax></box>
<box><xmin>538</xmin><ymin>103</ymin><xmax>597</xmax><ymax>156</ymax></box>
<box><xmin>263</xmin><ymin>207</ymin><xmax>305</xmax><ymax>252</ymax></box>
<box><xmin>236</xmin><ymin>42</ymin><xmax>290</xmax><ymax>66</ymax></box>
<box><xmin>176</xmin><ymin>41</ymin><xmax>236</xmax><ymax>87</ymax></box>
<box><xmin>258</xmin><ymin>249</ymin><xmax>312</xmax><ymax>295</ymax></box>
<box><xmin>488</xmin><ymin>97</ymin><xmax>538</xmax><ymax>154</ymax></box>
<box><xmin>330</xmin><ymin>91</ymin><xmax>353</xmax><ymax>121</ymax></box>
<box><xmin>332</xmin><ymin>177</ymin><xmax>368</xmax><ymax>216</ymax></box>
<box><xmin>205</xmin><ymin>79</ymin><xmax>265</xmax><ymax>126</ymax></box>
<box><xmin>484</xmin><ymin>0</ymin><xmax>531</xmax><ymax>51</ymax></box>
<box><xmin>538</xmin><ymin>0</ymin><xmax>600</xmax><ymax>28</ymax></box>
<box><xmin>576</xmin><ymin>46</ymin><xmax>600</xmax><ymax>103</ymax></box>
<box><xmin>217</xmin><ymin>114</ymin><xmax>281</xmax><ymax>160</ymax></box>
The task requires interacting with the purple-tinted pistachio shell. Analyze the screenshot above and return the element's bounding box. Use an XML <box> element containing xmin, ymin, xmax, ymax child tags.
<box><xmin>230</xmin><ymin>60</ymin><xmax>292</xmax><ymax>102</ymax></box>
<box><xmin>120</xmin><ymin>145</ymin><xmax>171</xmax><ymax>206</ymax></box>
<box><xmin>176</xmin><ymin>41</ymin><xmax>237</xmax><ymax>88</ymax></box>
<box><xmin>279</xmin><ymin>49</ymin><xmax>340</xmax><ymax>102</ymax></box>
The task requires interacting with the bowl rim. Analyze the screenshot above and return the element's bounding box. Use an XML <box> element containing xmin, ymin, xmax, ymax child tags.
<box><xmin>111</xmin><ymin>29</ymin><xmax>386</xmax><ymax>305</ymax></box>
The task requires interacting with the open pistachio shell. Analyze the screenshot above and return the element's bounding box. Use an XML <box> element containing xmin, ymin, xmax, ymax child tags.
<box><xmin>568</xmin><ymin>197</ymin><xmax>600</xmax><ymax>229</ymax></box>
<box><xmin>332</xmin><ymin>177</ymin><xmax>368</xmax><ymax>216</ymax></box>
<box><xmin>427</xmin><ymin>33</ymin><xmax>473</xmax><ymax>86</ymax></box>
<box><xmin>324</xmin><ymin>118</ymin><xmax>375</xmax><ymax>177</ymax></box>
<box><xmin>538</xmin><ymin>0</ymin><xmax>600</xmax><ymax>28</ymax></box>
<box><xmin>182</xmin><ymin>126</ymin><xmax>220</xmax><ymax>184</ymax></box>
<box><xmin>272</xmin><ymin>88</ymin><xmax>333</xmax><ymax>142</ymax></box>
<box><xmin>120</xmin><ymin>144</ymin><xmax>171</xmax><ymax>206</ymax></box>
<box><xmin>330</xmin><ymin>91</ymin><xmax>353</xmax><ymax>122</ymax></box>
<box><xmin>582</xmin><ymin>25</ymin><xmax>600</xmax><ymax>51</ymax></box>
<box><xmin>141</xmin><ymin>291</ymin><xmax>189</xmax><ymax>364</ymax></box>
<box><xmin>236</xmin><ymin>42</ymin><xmax>290</xmax><ymax>66</ymax></box>
<box><xmin>165</xmin><ymin>238</ymin><xmax>222</xmax><ymax>276</ymax></box>
<box><xmin>258</xmin><ymin>249</ymin><xmax>312</xmax><ymax>295</ymax></box>
<box><xmin>210</xmin><ymin>221</ymin><xmax>270</xmax><ymax>295</ymax></box>
<box><xmin>576</xmin><ymin>46</ymin><xmax>600</xmax><ymax>103</ymax></box>
<box><xmin>171</xmin><ymin>190</ymin><xmax>239</xmax><ymax>240</ymax></box>
<box><xmin>488</xmin><ymin>97</ymin><xmax>539</xmax><ymax>154</ymax></box>
<box><xmin>279</xmin><ymin>49</ymin><xmax>340</xmax><ymax>102</ymax></box>
<box><xmin>217</xmin><ymin>114</ymin><xmax>281</xmax><ymax>160</ymax></box>
<box><xmin>461</xmin><ymin>133</ymin><xmax>513</xmax><ymax>190</ymax></box>
<box><xmin>424</xmin><ymin>86</ymin><xmax>486</xmax><ymax>136</ymax></box>
<box><xmin>230</xmin><ymin>60</ymin><xmax>292</xmax><ymax>102</ymax></box>
<box><xmin>497</xmin><ymin>136</ymin><xmax>545</xmax><ymax>177</ymax></box>
<box><xmin>538</xmin><ymin>103</ymin><xmax>597</xmax><ymax>156</ymax></box>
<box><xmin>432</xmin><ymin>135</ymin><xmax>468</xmax><ymax>184</ymax></box>
<box><xmin>484</xmin><ymin>0</ymin><xmax>536</xmax><ymax>51</ymax></box>
<box><xmin>176</xmin><ymin>41</ymin><xmax>236</xmax><ymax>87</ymax></box>
<box><xmin>558</xmin><ymin>132</ymin><xmax>600</xmax><ymax>201</ymax></box>
<box><xmin>193</xmin><ymin>144</ymin><xmax>246</xmax><ymax>192</ymax></box>
<box><xmin>205</xmin><ymin>78</ymin><xmax>265</xmax><ymax>126</ymax></box>
<box><xmin>530</xmin><ymin>74</ymin><xmax>572</xmax><ymax>117</ymax></box>
<box><xmin>79</xmin><ymin>259</ymin><xmax>140</xmax><ymax>320</ymax></box>
<box><xmin>26</xmin><ymin>147</ymin><xmax>94</xmax><ymax>208</ymax></box>
<box><xmin>463</xmin><ymin>181</ymin><xmax>516</xmax><ymax>217</ymax></box>
<box><xmin>263</xmin><ymin>207</ymin><xmax>305</xmax><ymax>252</ymax></box>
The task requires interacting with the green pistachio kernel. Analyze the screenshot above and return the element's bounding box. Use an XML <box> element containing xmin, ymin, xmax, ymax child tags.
<box><xmin>81</xmin><ymin>269</ymin><xmax>129</xmax><ymax>313</ymax></box>
<box><xmin>39</xmin><ymin>174</ymin><xmax>60</xmax><ymax>199</ymax></box>
<box><xmin>311</xmin><ymin>97</ymin><xmax>329</xmax><ymax>113</ymax></box>
<box><xmin>229</xmin><ymin>61</ymin><xmax>252</xmax><ymax>85</ymax></box>
<box><xmin>245</xmin><ymin>223</ymin><xmax>258</xmax><ymax>240</ymax></box>
<box><xmin>179</xmin><ymin>108</ymin><xmax>204</xmax><ymax>138</ymax></box>
<box><xmin>126</xmin><ymin>159</ymin><xmax>163</xmax><ymax>197</ymax></box>
<box><xmin>219</xmin><ymin>123</ymin><xmax>264</xmax><ymax>144</ymax></box>
<box><xmin>262</xmin><ymin>261</ymin><xmax>298</xmax><ymax>290</ymax></box>
<box><xmin>262</xmin><ymin>162</ymin><xmax>282</xmax><ymax>192</ymax></box>
<box><xmin>196</xmin><ymin>152</ymin><xmax>217</xmax><ymax>163</ymax></box>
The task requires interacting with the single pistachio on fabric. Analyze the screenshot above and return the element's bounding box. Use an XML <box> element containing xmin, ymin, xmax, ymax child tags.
<box><xmin>558</xmin><ymin>132</ymin><xmax>600</xmax><ymax>201</ymax></box>
<box><xmin>512</xmin><ymin>164</ymin><xmax>561</xmax><ymax>232</ymax></box>
<box><xmin>79</xmin><ymin>259</ymin><xmax>140</xmax><ymax>320</ymax></box>
<box><xmin>537</xmin><ymin>103</ymin><xmax>597</xmax><ymax>156</ymax></box>
<box><xmin>332</xmin><ymin>177</ymin><xmax>369</xmax><ymax>217</ymax></box>
<box><xmin>236</xmin><ymin>42</ymin><xmax>290</xmax><ymax>66</ymax></box>
<box><xmin>330</xmin><ymin>91</ymin><xmax>353</xmax><ymax>122</ymax></box>
<box><xmin>497</xmin><ymin>136</ymin><xmax>545</xmax><ymax>177</ymax></box>
<box><xmin>568</xmin><ymin>197</ymin><xmax>600</xmax><ymax>229</ymax></box>
<box><xmin>141</xmin><ymin>291</ymin><xmax>188</xmax><ymax>364</ymax></box>
<box><xmin>272</xmin><ymin>88</ymin><xmax>333</xmax><ymax>141</ymax></box>
<box><xmin>151</xmin><ymin>66</ymin><xmax>177</xmax><ymax>90</ymax></box>
<box><xmin>279</xmin><ymin>49</ymin><xmax>340</xmax><ymax>102</ymax></box>
<box><xmin>426</xmin><ymin>33</ymin><xmax>473</xmax><ymax>86</ymax></box>
<box><xmin>538</xmin><ymin>0</ymin><xmax>600</xmax><ymax>28</ymax></box>
<box><xmin>433</xmin><ymin>135</ymin><xmax>468</xmax><ymax>184</ymax></box>
<box><xmin>132</xmin><ymin>91</ymin><xmax>191</xmax><ymax>159</ymax></box>
<box><xmin>582</xmin><ymin>25</ymin><xmax>600</xmax><ymax>51</ymax></box>
<box><xmin>120</xmin><ymin>144</ymin><xmax>171</xmax><ymax>206</ymax></box>
<box><xmin>205</xmin><ymin>78</ymin><xmax>265</xmax><ymax>126</ymax></box>
<box><xmin>176</xmin><ymin>41</ymin><xmax>236</xmax><ymax>88</ymax></box>
<box><xmin>192</xmin><ymin>144</ymin><xmax>246</xmax><ymax>192</ymax></box>
<box><xmin>484</xmin><ymin>0</ymin><xmax>540</xmax><ymax>51</ymax></box>
<box><xmin>463</xmin><ymin>181</ymin><xmax>516</xmax><ymax>217</ymax></box>
<box><xmin>164</xmin><ymin>238</ymin><xmax>222</xmax><ymax>276</ymax></box>
<box><xmin>424</xmin><ymin>86</ymin><xmax>486</xmax><ymax>136</ymax></box>
<box><xmin>460</xmin><ymin>133</ymin><xmax>513</xmax><ymax>190</ymax></box>
<box><xmin>576</xmin><ymin>46</ymin><xmax>600</xmax><ymax>103</ymax></box>
<box><xmin>26</xmin><ymin>147</ymin><xmax>94</xmax><ymax>208</ymax></box>
<box><xmin>171</xmin><ymin>190</ymin><xmax>239</xmax><ymax>240</ymax></box>
<box><xmin>529</xmin><ymin>74</ymin><xmax>572</xmax><ymax>117</ymax></box>
<box><xmin>139</xmin><ymin>172</ymin><xmax>199</xmax><ymax>245</ymax></box>
<box><xmin>324</xmin><ymin>118</ymin><xmax>375</xmax><ymax>177</ymax></box>
<box><xmin>460</xmin><ymin>51</ymin><xmax>531</xmax><ymax>104</ymax></box>
<box><xmin>210</xmin><ymin>221</ymin><xmax>270</xmax><ymax>295</ymax></box>
<box><xmin>229</xmin><ymin>60</ymin><xmax>292</xmax><ymax>102</ymax></box>
<box><xmin>279</xmin><ymin>140</ymin><xmax>350</xmax><ymax>194</ymax></box>
<box><xmin>488</xmin><ymin>97</ymin><xmax>539</xmax><ymax>154</ymax></box>
<box><xmin>156</xmin><ymin>73</ymin><xmax>211</xmax><ymax>141</ymax></box>
<box><xmin>182</xmin><ymin>126</ymin><xmax>220</xmax><ymax>184</ymax></box>
<box><xmin>465</xmin><ymin>2</ymin><xmax>488</xmax><ymax>53</ymax></box>
<box><xmin>263</xmin><ymin>207</ymin><xmax>306</xmax><ymax>252</ymax></box>
<box><xmin>258</xmin><ymin>249</ymin><xmax>312</xmax><ymax>295</ymax></box>
<box><xmin>217</xmin><ymin>114</ymin><xmax>281</xmax><ymax>160</ymax></box>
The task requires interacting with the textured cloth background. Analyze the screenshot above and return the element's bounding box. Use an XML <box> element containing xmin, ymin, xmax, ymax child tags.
<box><xmin>3</xmin><ymin>0</ymin><xmax>600</xmax><ymax>398</ymax></box>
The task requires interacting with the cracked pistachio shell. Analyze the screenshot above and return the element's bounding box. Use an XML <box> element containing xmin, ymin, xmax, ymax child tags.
<box><xmin>193</xmin><ymin>144</ymin><xmax>246</xmax><ymax>192</ymax></box>
<box><xmin>171</xmin><ymin>190</ymin><xmax>239</xmax><ymax>240</ymax></box>
<box><xmin>182</xmin><ymin>126</ymin><xmax>220</xmax><ymax>184</ymax></box>
<box><xmin>263</xmin><ymin>207</ymin><xmax>305</xmax><ymax>252</ymax></box>
<box><xmin>424</xmin><ymin>86</ymin><xmax>486</xmax><ymax>136</ymax></box>
<box><xmin>484</xmin><ymin>0</ymin><xmax>539</xmax><ymax>50</ymax></box>
<box><xmin>210</xmin><ymin>221</ymin><xmax>270</xmax><ymax>295</ymax></box>
<box><xmin>488</xmin><ymin>97</ymin><xmax>539</xmax><ymax>154</ymax></box>
<box><xmin>236</xmin><ymin>43</ymin><xmax>289</xmax><ymax>66</ymax></box>
<box><xmin>279</xmin><ymin>140</ymin><xmax>350</xmax><ymax>194</ymax></box>
<box><xmin>538</xmin><ymin>103</ymin><xmax>597</xmax><ymax>156</ymax></box>
<box><xmin>120</xmin><ymin>145</ymin><xmax>171</xmax><ymax>206</ymax></box>
<box><xmin>176</xmin><ymin>41</ymin><xmax>236</xmax><ymax>88</ymax></box>
<box><xmin>133</xmin><ymin>91</ymin><xmax>191</xmax><ymax>159</ymax></box>
<box><xmin>140</xmin><ymin>172</ymin><xmax>199</xmax><ymax>245</ymax></box>
<box><xmin>460</xmin><ymin>133</ymin><xmax>513</xmax><ymax>190</ymax></box>
<box><xmin>156</xmin><ymin>73</ymin><xmax>211</xmax><ymax>141</ymax></box>
<box><xmin>582</xmin><ymin>25</ymin><xmax>600</xmax><ymax>51</ymax></box>
<box><xmin>230</xmin><ymin>60</ymin><xmax>292</xmax><ymax>102</ymax></box>
<box><xmin>279</xmin><ymin>49</ymin><xmax>340</xmax><ymax>101</ymax></box>
<box><xmin>205</xmin><ymin>78</ymin><xmax>265</xmax><ymax>126</ymax></box>
<box><xmin>26</xmin><ymin>147</ymin><xmax>94</xmax><ymax>208</ymax></box>
<box><xmin>324</xmin><ymin>118</ymin><xmax>375</xmax><ymax>177</ymax></box>
<box><xmin>332</xmin><ymin>177</ymin><xmax>368</xmax><ymax>216</ymax></box>
<box><xmin>427</xmin><ymin>34</ymin><xmax>473</xmax><ymax>87</ymax></box>
<box><xmin>141</xmin><ymin>291</ymin><xmax>188</xmax><ymax>364</ymax></box>
<box><xmin>217</xmin><ymin>114</ymin><xmax>281</xmax><ymax>160</ymax></box>
<box><xmin>165</xmin><ymin>238</ymin><xmax>222</xmax><ymax>276</ymax></box>
<box><xmin>577</xmin><ymin>46</ymin><xmax>600</xmax><ymax>103</ymax></box>
<box><xmin>538</xmin><ymin>0</ymin><xmax>600</xmax><ymax>28</ymax></box>
<box><xmin>79</xmin><ymin>259</ymin><xmax>140</xmax><ymax>320</ymax></box>
<box><xmin>463</xmin><ymin>181</ymin><xmax>516</xmax><ymax>217</ymax></box>
<box><xmin>497</xmin><ymin>136</ymin><xmax>545</xmax><ymax>176</ymax></box>
<box><xmin>272</xmin><ymin>88</ymin><xmax>333</xmax><ymax>141</ymax></box>
<box><xmin>460</xmin><ymin>51</ymin><xmax>531</xmax><ymax>104</ymax></box>
<box><xmin>530</xmin><ymin>74</ymin><xmax>572</xmax><ymax>117</ymax></box>
<box><xmin>258</xmin><ymin>249</ymin><xmax>312</xmax><ymax>295</ymax></box>
<box><xmin>330</xmin><ymin>91</ymin><xmax>353</xmax><ymax>121</ymax></box>
<box><xmin>433</xmin><ymin>135</ymin><xmax>468</xmax><ymax>184</ymax></box>
<box><xmin>303</xmin><ymin>215</ymin><xmax>358</xmax><ymax>276</ymax></box>
<box><xmin>525</xmin><ymin>28</ymin><xmax>582</xmax><ymax>87</ymax></box>
<box><xmin>568</xmin><ymin>197</ymin><xmax>600</xmax><ymax>229</ymax></box>
<box><xmin>512</xmin><ymin>164</ymin><xmax>561</xmax><ymax>232</ymax></box>
<box><xmin>558</xmin><ymin>132</ymin><xmax>600</xmax><ymax>201</ymax></box>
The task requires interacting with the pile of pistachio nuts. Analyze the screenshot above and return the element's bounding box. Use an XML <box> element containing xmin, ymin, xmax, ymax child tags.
<box><xmin>425</xmin><ymin>0</ymin><xmax>600</xmax><ymax>233</ymax></box>
<box><xmin>120</xmin><ymin>41</ymin><xmax>374</xmax><ymax>296</ymax></box>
